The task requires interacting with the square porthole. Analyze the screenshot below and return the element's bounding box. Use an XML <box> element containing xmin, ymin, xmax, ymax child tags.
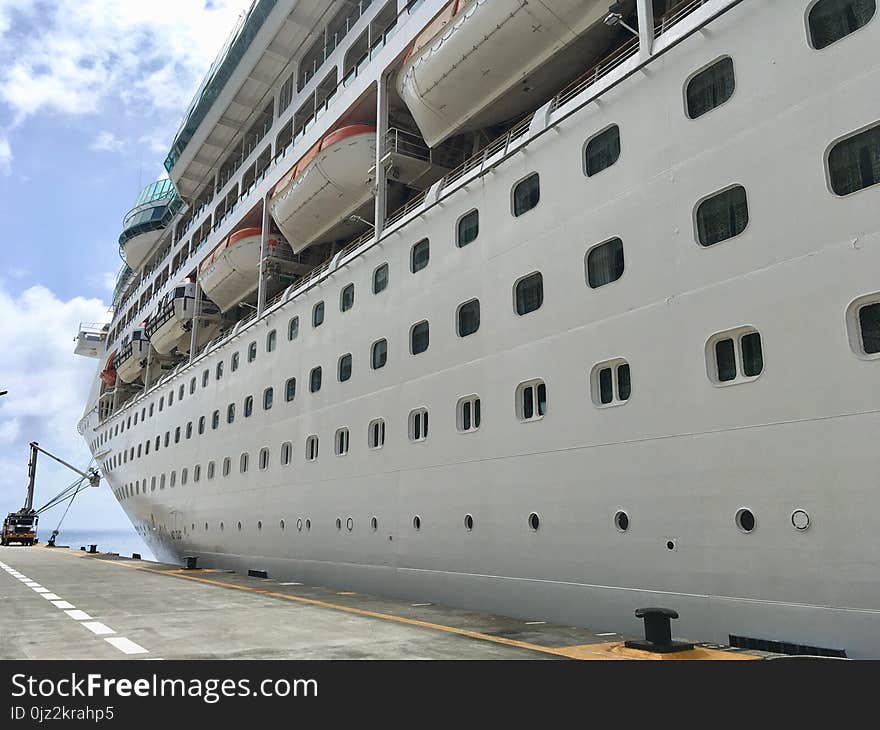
<box><xmin>846</xmin><ymin>292</ymin><xmax>880</xmax><ymax>358</ymax></box>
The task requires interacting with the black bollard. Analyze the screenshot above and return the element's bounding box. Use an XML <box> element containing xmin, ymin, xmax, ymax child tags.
<box><xmin>184</xmin><ymin>556</ymin><xmax>198</xmax><ymax>570</ymax></box>
<box><xmin>624</xmin><ymin>607</ymin><xmax>695</xmax><ymax>653</ymax></box>
<box><xmin>88</xmin><ymin>544</ymin><xmax>97</xmax><ymax>554</ymax></box>
<box><xmin>131</xmin><ymin>553</ymin><xmax>141</xmax><ymax>560</ymax></box>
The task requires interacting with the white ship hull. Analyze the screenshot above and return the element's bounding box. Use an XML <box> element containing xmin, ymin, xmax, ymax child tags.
<box><xmin>80</xmin><ymin>1</ymin><xmax>880</xmax><ymax>657</ymax></box>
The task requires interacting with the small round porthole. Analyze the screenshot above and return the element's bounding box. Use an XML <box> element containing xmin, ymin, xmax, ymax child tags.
<box><xmin>336</xmin><ymin>518</ymin><xmax>342</xmax><ymax>531</ymax></box>
<box><xmin>413</xmin><ymin>515</ymin><xmax>421</xmax><ymax>530</ymax></box>
<box><xmin>237</xmin><ymin>521</ymin><xmax>242</xmax><ymax>531</ymax></box>
<box><xmin>464</xmin><ymin>514</ymin><xmax>474</xmax><ymax>531</ymax></box>
<box><xmin>296</xmin><ymin>518</ymin><xmax>303</xmax><ymax>532</ymax></box>
<box><xmin>220</xmin><ymin>522</ymin><xmax>224</xmax><ymax>531</ymax></box>
<box><xmin>370</xmin><ymin>516</ymin><xmax>378</xmax><ymax>532</ymax></box>
<box><xmin>204</xmin><ymin>522</ymin><xmax>208</xmax><ymax>531</ymax></box>
<box><xmin>257</xmin><ymin>520</ymin><xmax>262</xmax><ymax>531</ymax></box>
<box><xmin>346</xmin><ymin>517</ymin><xmax>354</xmax><ymax>532</ymax></box>
<box><xmin>666</xmin><ymin>539</ymin><xmax>676</xmax><ymax>551</ymax></box>
<box><xmin>528</xmin><ymin>512</ymin><xmax>540</xmax><ymax>531</ymax></box>
<box><xmin>614</xmin><ymin>511</ymin><xmax>629</xmax><ymax>532</ymax></box>
<box><xmin>280</xmin><ymin>520</ymin><xmax>285</xmax><ymax>531</ymax></box>
<box><xmin>735</xmin><ymin>508</ymin><xmax>756</xmax><ymax>533</ymax></box>
<box><xmin>305</xmin><ymin>518</ymin><xmax>311</xmax><ymax>531</ymax></box>
<box><xmin>791</xmin><ymin>509</ymin><xmax>811</xmax><ymax>531</ymax></box>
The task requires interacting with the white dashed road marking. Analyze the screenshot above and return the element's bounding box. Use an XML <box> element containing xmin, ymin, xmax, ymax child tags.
<box><xmin>1</xmin><ymin>558</ymin><xmax>150</xmax><ymax>656</ymax></box>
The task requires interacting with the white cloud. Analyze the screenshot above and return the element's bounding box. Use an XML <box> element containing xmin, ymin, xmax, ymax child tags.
<box><xmin>91</xmin><ymin>131</ymin><xmax>123</xmax><ymax>152</ymax></box>
<box><xmin>0</xmin><ymin>131</ymin><xmax>10</xmax><ymax>175</ymax></box>
<box><xmin>0</xmin><ymin>283</ymin><xmax>112</xmax><ymax>525</ymax></box>
<box><xmin>0</xmin><ymin>1</ymin><xmax>250</xmax><ymax>123</ymax></box>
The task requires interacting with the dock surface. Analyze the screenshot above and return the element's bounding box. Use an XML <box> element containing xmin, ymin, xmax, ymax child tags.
<box><xmin>0</xmin><ymin>545</ymin><xmax>764</xmax><ymax>660</ymax></box>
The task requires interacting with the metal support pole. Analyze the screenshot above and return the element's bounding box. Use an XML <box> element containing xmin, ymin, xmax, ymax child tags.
<box><xmin>24</xmin><ymin>444</ymin><xmax>38</xmax><ymax>511</ymax></box>
<box><xmin>636</xmin><ymin>0</ymin><xmax>655</xmax><ymax>59</ymax></box>
<box><xmin>143</xmin><ymin>340</ymin><xmax>154</xmax><ymax>391</ymax></box>
<box><xmin>256</xmin><ymin>194</ymin><xmax>271</xmax><ymax>318</ymax></box>
<box><xmin>374</xmin><ymin>73</ymin><xmax>389</xmax><ymax>239</ymax></box>
<box><xmin>189</xmin><ymin>285</ymin><xmax>203</xmax><ymax>361</ymax></box>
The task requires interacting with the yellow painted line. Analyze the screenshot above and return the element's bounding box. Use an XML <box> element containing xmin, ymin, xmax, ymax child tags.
<box><xmin>336</xmin><ymin>591</ymin><xmax>358</xmax><ymax>596</ymax></box>
<box><xmin>55</xmin><ymin>549</ymin><xmax>756</xmax><ymax>661</ymax></box>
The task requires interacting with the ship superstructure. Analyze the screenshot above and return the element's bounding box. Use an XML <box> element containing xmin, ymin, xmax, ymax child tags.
<box><xmin>75</xmin><ymin>0</ymin><xmax>880</xmax><ymax>657</ymax></box>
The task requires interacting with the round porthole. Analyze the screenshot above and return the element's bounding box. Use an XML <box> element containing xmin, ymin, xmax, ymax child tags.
<box><xmin>280</xmin><ymin>520</ymin><xmax>285</xmax><ymax>531</ymax></box>
<box><xmin>791</xmin><ymin>509</ymin><xmax>811</xmax><ymax>531</ymax></box>
<box><xmin>666</xmin><ymin>539</ymin><xmax>676</xmax><ymax>551</ymax></box>
<box><xmin>413</xmin><ymin>515</ymin><xmax>421</xmax><ymax>530</ymax></box>
<box><xmin>735</xmin><ymin>508</ymin><xmax>756</xmax><ymax>533</ymax></box>
<box><xmin>220</xmin><ymin>522</ymin><xmax>224</xmax><ymax>531</ymax></box>
<box><xmin>528</xmin><ymin>512</ymin><xmax>540</xmax><ymax>531</ymax></box>
<box><xmin>371</xmin><ymin>516</ymin><xmax>378</xmax><ymax>532</ymax></box>
<box><xmin>257</xmin><ymin>520</ymin><xmax>262</xmax><ymax>531</ymax></box>
<box><xmin>296</xmin><ymin>518</ymin><xmax>303</xmax><ymax>532</ymax></box>
<box><xmin>464</xmin><ymin>514</ymin><xmax>474</xmax><ymax>531</ymax></box>
<box><xmin>305</xmin><ymin>519</ymin><xmax>311</xmax><ymax>531</ymax></box>
<box><xmin>204</xmin><ymin>522</ymin><xmax>208</xmax><ymax>531</ymax></box>
<box><xmin>237</xmin><ymin>521</ymin><xmax>242</xmax><ymax>531</ymax></box>
<box><xmin>336</xmin><ymin>518</ymin><xmax>342</xmax><ymax>531</ymax></box>
<box><xmin>614</xmin><ymin>511</ymin><xmax>629</xmax><ymax>532</ymax></box>
<box><xmin>346</xmin><ymin>517</ymin><xmax>354</xmax><ymax>532</ymax></box>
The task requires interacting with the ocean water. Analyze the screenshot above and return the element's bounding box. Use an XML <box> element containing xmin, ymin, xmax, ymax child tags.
<box><xmin>50</xmin><ymin>529</ymin><xmax>156</xmax><ymax>562</ymax></box>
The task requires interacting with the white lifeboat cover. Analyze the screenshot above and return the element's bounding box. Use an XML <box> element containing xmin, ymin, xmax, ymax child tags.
<box><xmin>197</xmin><ymin>228</ymin><xmax>265</xmax><ymax>313</ymax></box>
<box><xmin>270</xmin><ymin>125</ymin><xmax>376</xmax><ymax>253</ymax></box>
<box><xmin>397</xmin><ymin>0</ymin><xmax>605</xmax><ymax>147</ymax></box>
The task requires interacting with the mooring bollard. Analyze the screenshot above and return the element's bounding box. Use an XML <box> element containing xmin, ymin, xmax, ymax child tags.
<box><xmin>184</xmin><ymin>556</ymin><xmax>198</xmax><ymax>570</ymax></box>
<box><xmin>88</xmin><ymin>544</ymin><xmax>97</xmax><ymax>554</ymax></box>
<box><xmin>624</xmin><ymin>607</ymin><xmax>695</xmax><ymax>654</ymax></box>
<box><xmin>132</xmin><ymin>553</ymin><xmax>141</xmax><ymax>560</ymax></box>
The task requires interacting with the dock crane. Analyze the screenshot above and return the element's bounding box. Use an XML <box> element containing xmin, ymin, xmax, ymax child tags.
<box><xmin>1</xmin><ymin>442</ymin><xmax>100</xmax><ymax>546</ymax></box>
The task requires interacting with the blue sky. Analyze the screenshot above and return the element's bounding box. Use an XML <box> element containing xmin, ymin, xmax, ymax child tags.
<box><xmin>0</xmin><ymin>0</ymin><xmax>250</xmax><ymax>530</ymax></box>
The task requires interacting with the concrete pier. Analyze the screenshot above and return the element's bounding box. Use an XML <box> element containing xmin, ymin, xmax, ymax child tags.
<box><xmin>0</xmin><ymin>546</ymin><xmax>765</xmax><ymax>660</ymax></box>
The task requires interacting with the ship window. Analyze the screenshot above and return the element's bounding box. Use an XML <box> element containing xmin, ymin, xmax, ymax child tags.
<box><xmin>586</xmin><ymin>238</ymin><xmax>625</xmax><ymax>288</ymax></box>
<box><xmin>707</xmin><ymin>327</ymin><xmax>764</xmax><ymax>384</ymax></box>
<box><xmin>222</xmin><ymin>457</ymin><xmax>231</xmax><ymax>477</ymax></box>
<box><xmin>202</xmin><ymin>370</ymin><xmax>209</xmax><ymax>387</ymax></box>
<box><xmin>310</xmin><ymin>366</ymin><xmax>322</xmax><ymax>393</ymax></box>
<box><xmin>212</xmin><ymin>410</ymin><xmax>220</xmax><ymax>430</ymax></box>
<box><xmin>178</xmin><ymin>384</ymin><xmax>185</xmax><ymax>400</ymax></box>
<box><xmin>368</xmin><ymin>418</ymin><xmax>385</xmax><ymax>449</ymax></box>
<box><xmin>263</xmin><ymin>388</ymin><xmax>273</xmax><ymax>410</ymax></box>
<box><xmin>409</xmin><ymin>408</ymin><xmax>429</xmax><ymax>442</ymax></box>
<box><xmin>170</xmin><ymin>471</ymin><xmax>176</xmax><ymax>488</ymax></box>
<box><xmin>686</xmin><ymin>56</ymin><xmax>735</xmax><ymax>119</ymax></box>
<box><xmin>457</xmin><ymin>395</ymin><xmax>481</xmax><ymax>433</ymax></box>
<box><xmin>808</xmin><ymin>0</ymin><xmax>876</xmax><ymax>49</ymax></box>
<box><xmin>159</xmin><ymin>396</ymin><xmax>164</xmax><ymax>412</ymax></box>
<box><xmin>185</xmin><ymin>422</ymin><xmax>192</xmax><ymax>439</ymax></box>
<box><xmin>515</xmin><ymin>272</ymin><xmax>544</xmax><ymax>315</ymax></box>
<box><xmin>194</xmin><ymin>464</ymin><xmax>201</xmax><ymax>482</ymax></box>
<box><xmin>517</xmin><ymin>380</ymin><xmax>547</xmax><ymax>421</ymax></box>
<box><xmin>231</xmin><ymin>352</ymin><xmax>239</xmax><ymax>372</ymax></box>
<box><xmin>338</xmin><ymin>353</ymin><xmax>352</xmax><ymax>382</ymax></box>
<box><xmin>181</xmin><ymin>468</ymin><xmax>188</xmax><ymax>486</ymax></box>
<box><xmin>216</xmin><ymin>360</ymin><xmax>223</xmax><ymax>380</ymax></box>
<box><xmin>137</xmin><ymin>444</ymin><xmax>142</xmax><ymax>458</ymax></box>
<box><xmin>266</xmin><ymin>329</ymin><xmax>277</xmax><ymax>353</ymax></box>
<box><xmin>190</xmin><ymin>377</ymin><xmax>196</xmax><ymax>394</ymax></box>
<box><xmin>168</xmin><ymin>390</ymin><xmax>174</xmax><ymax>406</ymax></box>
<box><xmin>411</xmin><ymin>238</ymin><xmax>430</xmax><ymax>273</ymax></box>
<box><xmin>312</xmin><ymin>301</ymin><xmax>325</xmax><ymax>327</ymax></box>
<box><xmin>160</xmin><ymin>473</ymin><xmax>166</xmax><ymax>490</ymax></box>
<box><xmin>696</xmin><ymin>185</ymin><xmax>749</xmax><ymax>246</ymax></box>
<box><xmin>857</xmin><ymin>300</ymin><xmax>880</xmax><ymax>354</ymax></box>
<box><xmin>828</xmin><ymin>124</ymin><xmax>880</xmax><ymax>196</ymax></box>
<box><xmin>585</xmin><ymin>125</ymin><xmax>621</xmax><ymax>177</ymax></box>
<box><xmin>198</xmin><ymin>416</ymin><xmax>205</xmax><ymax>435</ymax></box>
<box><xmin>259</xmin><ymin>447</ymin><xmax>269</xmax><ymax>471</ymax></box>
<box><xmin>371</xmin><ymin>338</ymin><xmax>388</xmax><ymax>369</ymax></box>
<box><xmin>457</xmin><ymin>299</ymin><xmax>480</xmax><ymax>337</ymax></box>
<box><xmin>410</xmin><ymin>320</ymin><xmax>429</xmax><ymax>355</ymax></box>
<box><xmin>457</xmin><ymin>209</ymin><xmax>479</xmax><ymax>247</ymax></box>
<box><xmin>591</xmin><ymin>359</ymin><xmax>631</xmax><ymax>407</ymax></box>
<box><xmin>512</xmin><ymin>173</ymin><xmax>540</xmax><ymax>216</ymax></box>
<box><xmin>240</xmin><ymin>452</ymin><xmax>249</xmax><ymax>474</ymax></box>
<box><xmin>285</xmin><ymin>377</ymin><xmax>297</xmax><ymax>402</ymax></box>
<box><xmin>151</xmin><ymin>476</ymin><xmax>156</xmax><ymax>491</ymax></box>
<box><xmin>248</xmin><ymin>341</ymin><xmax>257</xmax><ymax>363</ymax></box>
<box><xmin>244</xmin><ymin>395</ymin><xmax>253</xmax><ymax>418</ymax></box>
<box><xmin>335</xmin><ymin>428</ymin><xmax>350</xmax><ymax>456</ymax></box>
<box><xmin>306</xmin><ymin>435</ymin><xmax>319</xmax><ymax>461</ymax></box>
<box><xmin>288</xmin><ymin>316</ymin><xmax>299</xmax><ymax>340</ymax></box>
<box><xmin>164</xmin><ymin>431</ymin><xmax>170</xmax><ymax>447</ymax></box>
<box><xmin>373</xmin><ymin>263</ymin><xmax>389</xmax><ymax>294</ymax></box>
<box><xmin>340</xmin><ymin>283</ymin><xmax>355</xmax><ymax>312</ymax></box>
<box><xmin>227</xmin><ymin>403</ymin><xmax>235</xmax><ymax>423</ymax></box>
<box><xmin>280</xmin><ymin>441</ymin><xmax>292</xmax><ymax>466</ymax></box>
<box><xmin>207</xmin><ymin>461</ymin><xmax>215</xmax><ymax>480</ymax></box>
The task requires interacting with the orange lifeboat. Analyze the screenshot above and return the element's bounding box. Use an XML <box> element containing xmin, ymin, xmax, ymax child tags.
<box><xmin>100</xmin><ymin>352</ymin><xmax>117</xmax><ymax>387</ymax></box>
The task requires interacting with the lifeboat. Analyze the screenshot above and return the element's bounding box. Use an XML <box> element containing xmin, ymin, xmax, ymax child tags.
<box><xmin>118</xmin><ymin>179</ymin><xmax>182</xmax><ymax>271</ymax></box>
<box><xmin>146</xmin><ymin>282</ymin><xmax>222</xmax><ymax>355</ymax></box>
<box><xmin>269</xmin><ymin>124</ymin><xmax>376</xmax><ymax>253</ymax></box>
<box><xmin>397</xmin><ymin>0</ymin><xmax>606</xmax><ymax>147</ymax></box>
<box><xmin>113</xmin><ymin>329</ymin><xmax>151</xmax><ymax>384</ymax></box>
<box><xmin>74</xmin><ymin>322</ymin><xmax>109</xmax><ymax>358</ymax></box>
<box><xmin>100</xmin><ymin>352</ymin><xmax>117</xmax><ymax>387</ymax></box>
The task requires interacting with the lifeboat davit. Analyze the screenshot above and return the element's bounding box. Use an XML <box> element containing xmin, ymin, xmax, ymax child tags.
<box><xmin>100</xmin><ymin>352</ymin><xmax>117</xmax><ymax>387</ymax></box>
<box><xmin>397</xmin><ymin>0</ymin><xmax>606</xmax><ymax>147</ymax></box>
<box><xmin>269</xmin><ymin>124</ymin><xmax>376</xmax><ymax>253</ymax></box>
<box><xmin>146</xmin><ymin>282</ymin><xmax>222</xmax><ymax>355</ymax></box>
<box><xmin>114</xmin><ymin>329</ymin><xmax>151</xmax><ymax>384</ymax></box>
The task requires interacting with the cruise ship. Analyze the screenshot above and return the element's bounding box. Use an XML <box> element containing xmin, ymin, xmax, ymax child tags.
<box><xmin>74</xmin><ymin>0</ymin><xmax>880</xmax><ymax>657</ymax></box>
